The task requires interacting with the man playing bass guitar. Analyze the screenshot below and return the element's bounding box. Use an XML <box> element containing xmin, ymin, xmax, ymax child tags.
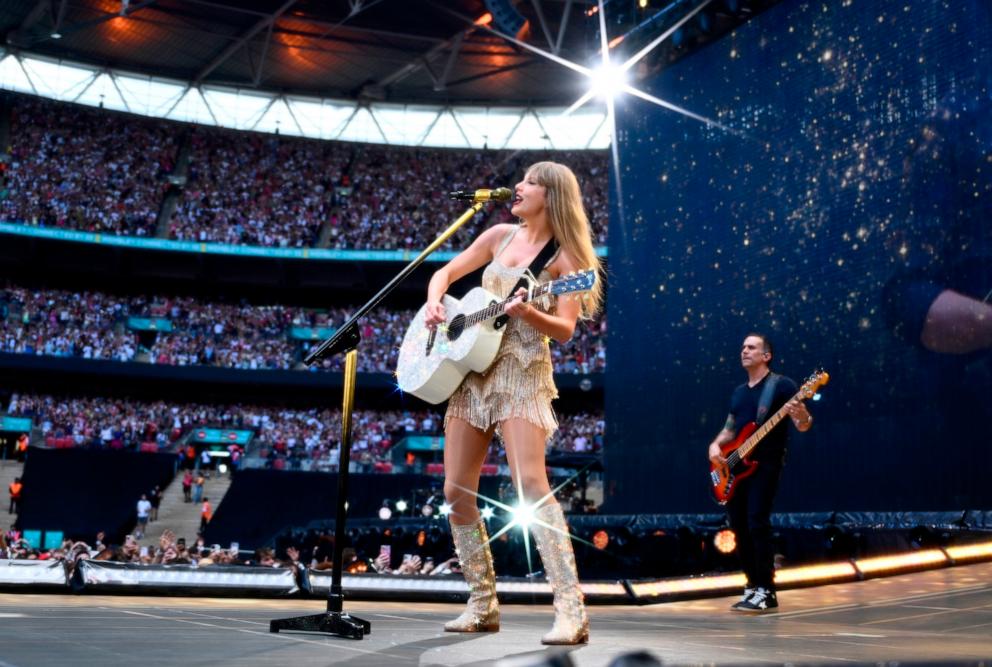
<box><xmin>707</xmin><ymin>333</ymin><xmax>813</xmax><ymax>612</ymax></box>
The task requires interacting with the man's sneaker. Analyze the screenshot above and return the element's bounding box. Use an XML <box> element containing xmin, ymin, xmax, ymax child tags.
<box><xmin>732</xmin><ymin>587</ymin><xmax>778</xmax><ymax>613</ymax></box>
<box><xmin>730</xmin><ymin>587</ymin><xmax>755</xmax><ymax>611</ymax></box>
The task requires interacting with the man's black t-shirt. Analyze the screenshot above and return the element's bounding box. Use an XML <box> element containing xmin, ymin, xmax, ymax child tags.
<box><xmin>728</xmin><ymin>373</ymin><xmax>798</xmax><ymax>464</ymax></box>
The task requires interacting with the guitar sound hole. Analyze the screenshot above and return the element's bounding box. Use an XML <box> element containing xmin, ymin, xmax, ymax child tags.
<box><xmin>447</xmin><ymin>314</ymin><xmax>466</xmax><ymax>341</ymax></box>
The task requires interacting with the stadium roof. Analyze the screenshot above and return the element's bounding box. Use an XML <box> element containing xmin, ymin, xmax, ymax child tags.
<box><xmin>0</xmin><ymin>1</ymin><xmax>774</xmax><ymax>148</ymax></box>
<box><xmin>0</xmin><ymin>0</ymin><xmax>605</xmax><ymax>106</ymax></box>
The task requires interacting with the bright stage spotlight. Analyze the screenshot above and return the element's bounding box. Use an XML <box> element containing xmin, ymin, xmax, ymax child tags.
<box><xmin>378</xmin><ymin>506</ymin><xmax>392</xmax><ymax>521</ymax></box>
<box><xmin>592</xmin><ymin>529</ymin><xmax>610</xmax><ymax>550</ymax></box>
<box><xmin>588</xmin><ymin>62</ymin><xmax>628</xmax><ymax>101</ymax></box>
<box><xmin>481</xmin><ymin>506</ymin><xmax>495</xmax><ymax>521</ymax></box>
<box><xmin>510</xmin><ymin>501</ymin><xmax>537</xmax><ymax>529</ymax></box>
<box><xmin>395</xmin><ymin>500</ymin><xmax>408</xmax><ymax>513</ymax></box>
<box><xmin>713</xmin><ymin>528</ymin><xmax>736</xmax><ymax>554</ymax></box>
<box><xmin>439</xmin><ymin>502</ymin><xmax>453</xmax><ymax>517</ymax></box>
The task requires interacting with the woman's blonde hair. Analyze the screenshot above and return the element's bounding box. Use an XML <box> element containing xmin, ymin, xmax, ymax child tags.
<box><xmin>525</xmin><ymin>161</ymin><xmax>603</xmax><ymax>317</ymax></box>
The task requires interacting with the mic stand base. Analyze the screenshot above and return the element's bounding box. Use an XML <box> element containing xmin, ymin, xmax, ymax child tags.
<box><xmin>269</xmin><ymin>594</ymin><xmax>371</xmax><ymax>639</ymax></box>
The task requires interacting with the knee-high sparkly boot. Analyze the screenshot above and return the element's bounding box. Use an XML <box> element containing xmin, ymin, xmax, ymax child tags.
<box><xmin>444</xmin><ymin>519</ymin><xmax>500</xmax><ymax>632</ymax></box>
<box><xmin>531</xmin><ymin>502</ymin><xmax>590</xmax><ymax>645</ymax></box>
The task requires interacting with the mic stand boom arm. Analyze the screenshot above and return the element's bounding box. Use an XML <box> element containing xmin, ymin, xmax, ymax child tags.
<box><xmin>269</xmin><ymin>200</ymin><xmax>488</xmax><ymax>640</ymax></box>
<box><xmin>303</xmin><ymin>200</ymin><xmax>488</xmax><ymax>366</ymax></box>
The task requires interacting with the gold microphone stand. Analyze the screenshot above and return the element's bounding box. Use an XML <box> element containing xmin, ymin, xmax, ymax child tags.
<box><xmin>269</xmin><ymin>198</ymin><xmax>490</xmax><ymax>639</ymax></box>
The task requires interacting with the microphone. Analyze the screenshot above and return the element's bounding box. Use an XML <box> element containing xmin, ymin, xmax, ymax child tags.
<box><xmin>448</xmin><ymin>187</ymin><xmax>512</xmax><ymax>203</ymax></box>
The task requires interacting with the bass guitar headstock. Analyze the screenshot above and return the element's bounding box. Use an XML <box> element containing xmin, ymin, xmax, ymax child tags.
<box><xmin>799</xmin><ymin>369</ymin><xmax>830</xmax><ymax>399</ymax></box>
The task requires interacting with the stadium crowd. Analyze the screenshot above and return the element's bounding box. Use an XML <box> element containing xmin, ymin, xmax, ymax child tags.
<box><xmin>3</xmin><ymin>393</ymin><xmax>604</xmax><ymax>460</ymax></box>
<box><xmin>169</xmin><ymin>129</ymin><xmax>347</xmax><ymax>247</ymax></box>
<box><xmin>0</xmin><ymin>96</ymin><xmax>609</xmax><ymax>249</ymax></box>
<box><xmin>0</xmin><ymin>285</ymin><xmax>606</xmax><ymax>374</ymax></box>
<box><xmin>1</xmin><ymin>97</ymin><xmax>175</xmax><ymax>237</ymax></box>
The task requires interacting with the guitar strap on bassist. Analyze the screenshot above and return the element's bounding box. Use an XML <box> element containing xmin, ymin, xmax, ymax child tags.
<box><xmin>493</xmin><ymin>237</ymin><xmax>559</xmax><ymax>330</ymax></box>
<box><xmin>755</xmin><ymin>372</ymin><xmax>781</xmax><ymax>426</ymax></box>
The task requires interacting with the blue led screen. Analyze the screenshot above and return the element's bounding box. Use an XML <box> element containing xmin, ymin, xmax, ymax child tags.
<box><xmin>605</xmin><ymin>0</ymin><xmax>991</xmax><ymax>513</ymax></box>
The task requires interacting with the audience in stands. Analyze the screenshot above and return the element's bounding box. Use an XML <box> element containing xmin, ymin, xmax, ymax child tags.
<box><xmin>0</xmin><ymin>96</ymin><xmax>609</xmax><ymax>249</ymax></box>
<box><xmin>551</xmin><ymin>411</ymin><xmax>606</xmax><ymax>454</ymax></box>
<box><xmin>170</xmin><ymin>129</ymin><xmax>346</xmax><ymax>247</ymax></box>
<box><xmin>0</xmin><ymin>285</ymin><xmax>606</xmax><ymax>374</ymax></box>
<box><xmin>1</xmin><ymin>97</ymin><xmax>175</xmax><ymax>237</ymax></box>
<box><xmin>4</xmin><ymin>393</ymin><xmax>603</xmax><ymax>464</ymax></box>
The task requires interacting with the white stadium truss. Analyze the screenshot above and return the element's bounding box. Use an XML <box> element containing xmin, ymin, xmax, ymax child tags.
<box><xmin>0</xmin><ymin>51</ymin><xmax>611</xmax><ymax>151</ymax></box>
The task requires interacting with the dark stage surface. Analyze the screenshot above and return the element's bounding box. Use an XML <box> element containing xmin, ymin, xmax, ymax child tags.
<box><xmin>2</xmin><ymin>563</ymin><xmax>991</xmax><ymax>666</ymax></box>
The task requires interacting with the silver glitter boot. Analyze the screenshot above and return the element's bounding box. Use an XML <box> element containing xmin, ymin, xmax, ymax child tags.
<box><xmin>444</xmin><ymin>519</ymin><xmax>500</xmax><ymax>632</ymax></box>
<box><xmin>531</xmin><ymin>502</ymin><xmax>589</xmax><ymax>645</ymax></box>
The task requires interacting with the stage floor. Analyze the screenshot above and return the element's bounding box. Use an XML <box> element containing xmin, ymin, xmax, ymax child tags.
<box><xmin>2</xmin><ymin>562</ymin><xmax>992</xmax><ymax>666</ymax></box>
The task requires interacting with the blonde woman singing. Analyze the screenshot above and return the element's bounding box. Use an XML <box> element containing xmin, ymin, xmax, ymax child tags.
<box><xmin>424</xmin><ymin>161</ymin><xmax>603</xmax><ymax>644</ymax></box>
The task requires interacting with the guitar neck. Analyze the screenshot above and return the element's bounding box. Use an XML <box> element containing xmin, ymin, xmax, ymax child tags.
<box><xmin>736</xmin><ymin>390</ymin><xmax>804</xmax><ymax>460</ymax></box>
<box><xmin>463</xmin><ymin>281</ymin><xmax>555</xmax><ymax>326</ymax></box>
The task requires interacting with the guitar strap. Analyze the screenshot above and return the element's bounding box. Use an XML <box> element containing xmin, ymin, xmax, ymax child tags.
<box><xmin>755</xmin><ymin>372</ymin><xmax>781</xmax><ymax>426</ymax></box>
<box><xmin>493</xmin><ymin>235</ymin><xmax>560</xmax><ymax>330</ymax></box>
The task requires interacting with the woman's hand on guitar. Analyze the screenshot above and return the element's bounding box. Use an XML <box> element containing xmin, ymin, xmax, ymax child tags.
<box><xmin>425</xmin><ymin>300</ymin><xmax>447</xmax><ymax>329</ymax></box>
<box><xmin>504</xmin><ymin>287</ymin><xmax>532</xmax><ymax>319</ymax></box>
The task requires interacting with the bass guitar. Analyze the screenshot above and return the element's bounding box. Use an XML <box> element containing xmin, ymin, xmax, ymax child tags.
<box><xmin>710</xmin><ymin>370</ymin><xmax>829</xmax><ymax>505</ymax></box>
<box><xmin>396</xmin><ymin>270</ymin><xmax>597</xmax><ymax>404</ymax></box>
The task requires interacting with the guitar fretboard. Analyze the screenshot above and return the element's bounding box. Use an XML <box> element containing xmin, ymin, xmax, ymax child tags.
<box><xmin>726</xmin><ymin>390</ymin><xmax>803</xmax><ymax>468</ymax></box>
<box><xmin>463</xmin><ymin>282</ymin><xmax>555</xmax><ymax>327</ymax></box>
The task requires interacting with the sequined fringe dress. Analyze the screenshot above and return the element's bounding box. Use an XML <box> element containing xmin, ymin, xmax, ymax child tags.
<box><xmin>445</xmin><ymin>232</ymin><xmax>559</xmax><ymax>440</ymax></box>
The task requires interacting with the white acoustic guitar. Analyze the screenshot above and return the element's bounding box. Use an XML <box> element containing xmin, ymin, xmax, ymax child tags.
<box><xmin>396</xmin><ymin>270</ymin><xmax>597</xmax><ymax>404</ymax></box>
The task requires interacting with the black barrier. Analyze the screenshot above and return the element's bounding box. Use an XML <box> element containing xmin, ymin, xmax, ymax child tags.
<box><xmin>321</xmin><ymin>510</ymin><xmax>992</xmax><ymax>534</ymax></box>
<box><xmin>0</xmin><ymin>352</ymin><xmax>601</xmax><ymax>408</ymax></box>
